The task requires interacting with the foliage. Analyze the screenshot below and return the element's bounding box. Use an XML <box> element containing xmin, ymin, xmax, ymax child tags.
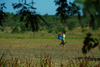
<box><xmin>75</xmin><ymin>0</ymin><xmax>100</xmax><ymax>30</ymax></box>
<box><xmin>48</xmin><ymin>29</ymin><xmax>57</xmax><ymax>34</ymax></box>
<box><xmin>11</xmin><ymin>26</ymin><xmax>21</xmax><ymax>33</ymax></box>
<box><xmin>20</xmin><ymin>22</ymin><xmax>27</xmax><ymax>33</ymax></box>
<box><xmin>1</xmin><ymin>12</ymin><xmax>100</xmax><ymax>33</ymax></box>
<box><xmin>46</xmin><ymin>22</ymin><xmax>66</xmax><ymax>33</ymax></box>
<box><xmin>12</xmin><ymin>0</ymin><xmax>47</xmax><ymax>32</ymax></box>
<box><xmin>54</xmin><ymin>0</ymin><xmax>81</xmax><ymax>23</ymax></box>
<box><xmin>68</xmin><ymin>21</ymin><xmax>76</xmax><ymax>30</ymax></box>
<box><xmin>56</xmin><ymin>23</ymin><xmax>66</xmax><ymax>32</ymax></box>
<box><xmin>1</xmin><ymin>1</ymin><xmax>100</xmax><ymax>33</ymax></box>
<box><xmin>0</xmin><ymin>0</ymin><xmax>100</xmax><ymax>33</ymax></box>
<box><xmin>0</xmin><ymin>27</ymin><xmax>5</xmax><ymax>32</ymax></box>
<box><xmin>9</xmin><ymin>19</ymin><xmax>27</xmax><ymax>33</ymax></box>
<box><xmin>81</xmin><ymin>16</ymin><xmax>90</xmax><ymax>28</ymax></box>
<box><xmin>0</xmin><ymin>3</ymin><xmax>7</xmax><ymax>26</ymax></box>
<box><xmin>26</xmin><ymin>24</ymin><xmax>32</xmax><ymax>31</ymax></box>
<box><xmin>82</xmin><ymin>28</ymin><xmax>88</xmax><ymax>32</ymax></box>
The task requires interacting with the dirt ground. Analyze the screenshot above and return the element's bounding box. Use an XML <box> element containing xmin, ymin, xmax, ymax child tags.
<box><xmin>0</xmin><ymin>39</ymin><xmax>100</xmax><ymax>64</ymax></box>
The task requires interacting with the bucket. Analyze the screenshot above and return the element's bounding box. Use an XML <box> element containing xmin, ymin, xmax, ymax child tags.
<box><xmin>58</xmin><ymin>35</ymin><xmax>63</xmax><ymax>40</ymax></box>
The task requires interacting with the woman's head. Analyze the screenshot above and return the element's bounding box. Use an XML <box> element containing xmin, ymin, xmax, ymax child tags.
<box><xmin>63</xmin><ymin>31</ymin><xmax>66</xmax><ymax>33</ymax></box>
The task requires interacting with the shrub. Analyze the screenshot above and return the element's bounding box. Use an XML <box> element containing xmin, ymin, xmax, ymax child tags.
<box><xmin>20</xmin><ymin>23</ymin><xmax>27</xmax><ymax>33</ymax></box>
<box><xmin>39</xmin><ymin>26</ymin><xmax>45</xmax><ymax>31</ymax></box>
<box><xmin>68</xmin><ymin>21</ymin><xmax>76</xmax><ymax>30</ymax></box>
<box><xmin>47</xmin><ymin>23</ymin><xmax>65</xmax><ymax>33</ymax></box>
<box><xmin>11</xmin><ymin>26</ymin><xmax>21</xmax><ymax>33</ymax></box>
<box><xmin>46</xmin><ymin>24</ymin><xmax>57</xmax><ymax>33</ymax></box>
<box><xmin>0</xmin><ymin>27</ymin><xmax>5</xmax><ymax>32</ymax></box>
<box><xmin>48</xmin><ymin>29</ymin><xmax>56</xmax><ymax>33</ymax></box>
<box><xmin>56</xmin><ymin>24</ymin><xmax>65</xmax><ymax>32</ymax></box>
<box><xmin>82</xmin><ymin>28</ymin><xmax>88</xmax><ymax>32</ymax></box>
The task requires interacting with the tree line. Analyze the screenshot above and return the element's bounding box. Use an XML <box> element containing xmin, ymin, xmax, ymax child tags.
<box><xmin>0</xmin><ymin>12</ymin><xmax>99</xmax><ymax>33</ymax></box>
<box><xmin>0</xmin><ymin>0</ymin><xmax>100</xmax><ymax>32</ymax></box>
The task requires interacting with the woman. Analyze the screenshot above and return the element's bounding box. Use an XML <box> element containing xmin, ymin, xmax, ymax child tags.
<box><xmin>59</xmin><ymin>31</ymin><xmax>66</xmax><ymax>46</ymax></box>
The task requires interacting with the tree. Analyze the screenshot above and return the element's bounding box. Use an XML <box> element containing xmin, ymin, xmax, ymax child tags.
<box><xmin>75</xmin><ymin>0</ymin><xmax>100</xmax><ymax>30</ymax></box>
<box><xmin>0</xmin><ymin>3</ymin><xmax>7</xmax><ymax>26</ymax></box>
<box><xmin>12</xmin><ymin>0</ymin><xmax>48</xmax><ymax>37</ymax></box>
<box><xmin>54</xmin><ymin>0</ymin><xmax>81</xmax><ymax>23</ymax></box>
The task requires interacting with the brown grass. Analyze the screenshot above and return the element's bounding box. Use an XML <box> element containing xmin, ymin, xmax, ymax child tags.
<box><xmin>0</xmin><ymin>30</ymin><xmax>100</xmax><ymax>66</ymax></box>
<box><xmin>0</xmin><ymin>39</ymin><xmax>100</xmax><ymax>66</ymax></box>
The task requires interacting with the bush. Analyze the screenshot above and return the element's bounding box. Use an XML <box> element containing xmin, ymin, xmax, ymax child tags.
<box><xmin>82</xmin><ymin>28</ymin><xmax>88</xmax><ymax>32</ymax></box>
<box><xmin>68</xmin><ymin>21</ymin><xmax>76</xmax><ymax>30</ymax></box>
<box><xmin>48</xmin><ymin>29</ymin><xmax>56</xmax><ymax>33</ymax></box>
<box><xmin>46</xmin><ymin>24</ymin><xmax>57</xmax><ymax>33</ymax></box>
<box><xmin>46</xmin><ymin>23</ymin><xmax>65</xmax><ymax>33</ymax></box>
<box><xmin>11</xmin><ymin>26</ymin><xmax>21</xmax><ymax>33</ymax></box>
<box><xmin>20</xmin><ymin>23</ymin><xmax>27</xmax><ymax>33</ymax></box>
<box><xmin>39</xmin><ymin>26</ymin><xmax>45</xmax><ymax>31</ymax></box>
<box><xmin>0</xmin><ymin>27</ymin><xmax>5</xmax><ymax>32</ymax></box>
<box><xmin>56</xmin><ymin>24</ymin><xmax>65</xmax><ymax>32</ymax></box>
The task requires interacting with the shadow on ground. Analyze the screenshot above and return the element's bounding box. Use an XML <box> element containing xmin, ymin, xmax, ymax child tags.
<box><xmin>73</xmin><ymin>57</ymin><xmax>100</xmax><ymax>61</ymax></box>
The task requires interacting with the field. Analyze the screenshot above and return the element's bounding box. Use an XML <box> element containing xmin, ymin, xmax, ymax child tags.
<box><xmin>0</xmin><ymin>30</ymin><xmax>100</xmax><ymax>66</ymax></box>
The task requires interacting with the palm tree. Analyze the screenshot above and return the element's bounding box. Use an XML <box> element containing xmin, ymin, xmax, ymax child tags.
<box><xmin>75</xmin><ymin>0</ymin><xmax>100</xmax><ymax>30</ymax></box>
<box><xmin>0</xmin><ymin>3</ymin><xmax>7</xmax><ymax>26</ymax></box>
<box><xmin>54</xmin><ymin>0</ymin><xmax>81</xmax><ymax>23</ymax></box>
<box><xmin>12</xmin><ymin>0</ymin><xmax>48</xmax><ymax>38</ymax></box>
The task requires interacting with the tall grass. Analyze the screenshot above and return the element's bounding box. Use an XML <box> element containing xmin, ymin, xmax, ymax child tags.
<box><xmin>0</xmin><ymin>48</ymin><xmax>100</xmax><ymax>67</ymax></box>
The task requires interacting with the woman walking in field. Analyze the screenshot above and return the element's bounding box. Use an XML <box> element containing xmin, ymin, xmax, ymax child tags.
<box><xmin>59</xmin><ymin>31</ymin><xmax>66</xmax><ymax>46</ymax></box>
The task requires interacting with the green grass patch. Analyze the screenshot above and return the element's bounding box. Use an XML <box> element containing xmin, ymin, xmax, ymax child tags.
<box><xmin>0</xmin><ymin>36</ymin><xmax>100</xmax><ymax>39</ymax></box>
<box><xmin>0</xmin><ymin>36</ymin><xmax>85</xmax><ymax>39</ymax></box>
<box><xmin>0</xmin><ymin>30</ymin><xmax>100</xmax><ymax>39</ymax></box>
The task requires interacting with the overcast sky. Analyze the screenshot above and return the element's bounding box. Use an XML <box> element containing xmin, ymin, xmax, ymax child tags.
<box><xmin>1</xmin><ymin>0</ymin><xmax>75</xmax><ymax>15</ymax></box>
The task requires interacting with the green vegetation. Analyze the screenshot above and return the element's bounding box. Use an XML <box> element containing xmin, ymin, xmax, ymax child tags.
<box><xmin>1</xmin><ymin>12</ymin><xmax>100</xmax><ymax>33</ymax></box>
<box><xmin>75</xmin><ymin>0</ymin><xmax>100</xmax><ymax>30</ymax></box>
<box><xmin>1</xmin><ymin>0</ymin><xmax>100</xmax><ymax>31</ymax></box>
<box><xmin>0</xmin><ymin>30</ymin><xmax>100</xmax><ymax>39</ymax></box>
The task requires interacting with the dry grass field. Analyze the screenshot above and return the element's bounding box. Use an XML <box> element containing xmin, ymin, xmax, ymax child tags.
<box><xmin>0</xmin><ymin>39</ymin><xmax>100</xmax><ymax>64</ymax></box>
<box><xmin>0</xmin><ymin>30</ymin><xmax>100</xmax><ymax>66</ymax></box>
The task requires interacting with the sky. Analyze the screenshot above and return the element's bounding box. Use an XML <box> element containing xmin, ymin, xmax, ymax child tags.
<box><xmin>1</xmin><ymin>0</ymin><xmax>75</xmax><ymax>15</ymax></box>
